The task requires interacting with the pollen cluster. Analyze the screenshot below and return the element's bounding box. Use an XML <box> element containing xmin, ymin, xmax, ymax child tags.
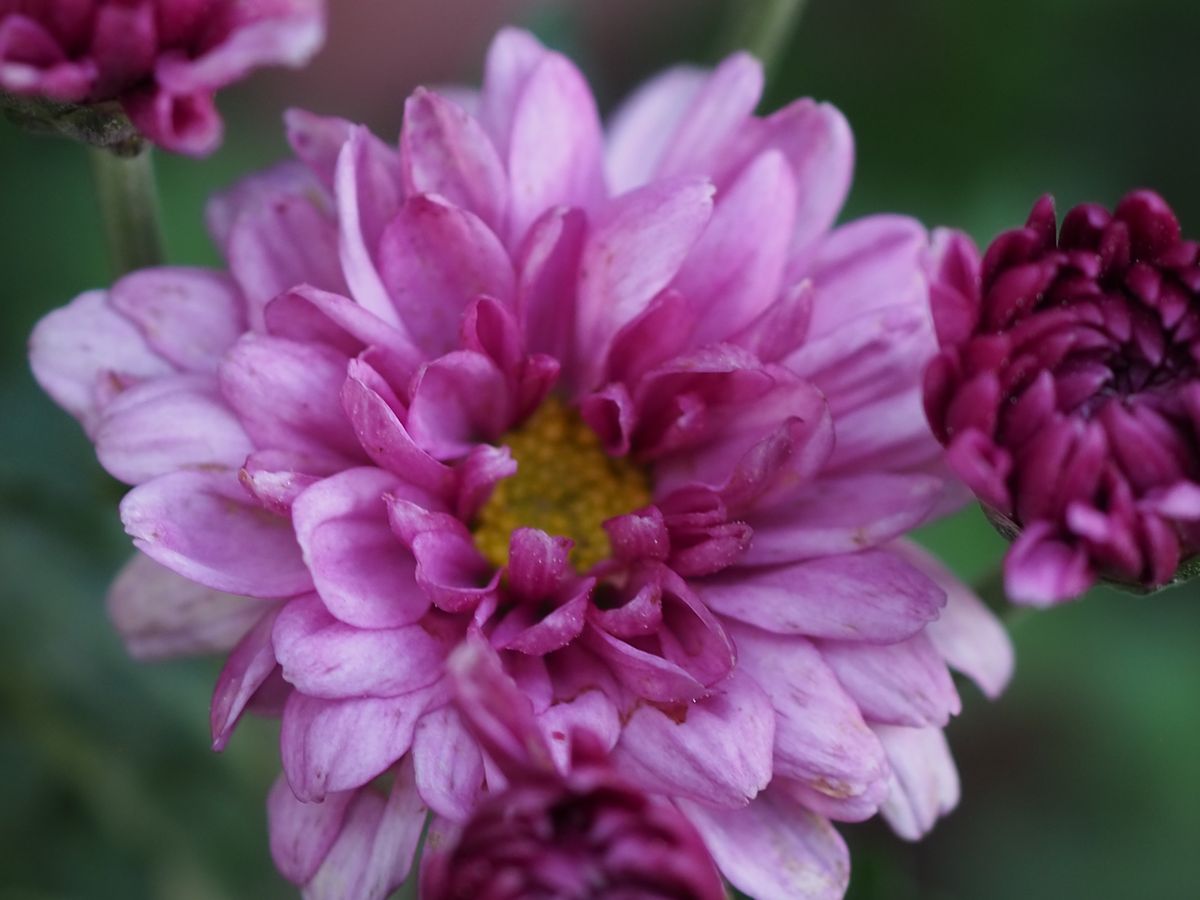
<box><xmin>473</xmin><ymin>397</ymin><xmax>652</xmax><ymax>572</ymax></box>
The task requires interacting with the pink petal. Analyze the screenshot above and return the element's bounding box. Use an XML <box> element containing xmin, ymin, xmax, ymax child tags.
<box><xmin>410</xmin><ymin>528</ymin><xmax>498</xmax><ymax>613</ymax></box>
<box><xmin>604</xmin><ymin>288</ymin><xmax>697</xmax><ymax>386</ymax></box>
<box><xmin>206</xmin><ymin>159</ymin><xmax>316</xmax><ymax>249</ymax></box>
<box><xmin>827</xmin><ymin>388</ymin><xmax>943</xmax><ymax>475</ymax></box>
<box><xmin>874</xmin><ymin>724</ymin><xmax>961</xmax><ymax>841</ymax></box>
<box><xmin>292</xmin><ymin>467</ymin><xmax>436</xmax><ymax>628</ymax></box>
<box><xmin>218</xmin><ymin>334</ymin><xmax>361</xmax><ymax>461</ymax></box>
<box><xmin>654</xmin><ymin>377</ymin><xmax>833</xmax><ymax>510</ymax></box>
<box><xmin>334</xmin><ymin>127</ymin><xmax>405</xmax><ymax>327</ymax></box>
<box><xmin>29</xmin><ymin>290</ymin><xmax>172</xmax><ymax>436</ymax></box>
<box><xmin>211</xmin><ymin>606</ymin><xmax>282</xmax><ymax>750</ymax></box>
<box><xmin>281</xmin><ymin>683</ymin><xmax>444</xmax><ymax>801</ymax></box>
<box><xmin>656</xmin><ymin>52</ymin><xmax>763</xmax><ymax>180</ymax></box>
<box><xmin>401</xmin><ymin>87</ymin><xmax>508</xmax><ymax>236</ymax></box>
<box><xmin>505</xmin><ymin>528</ymin><xmax>574</xmax><ymax>599</ymax></box>
<box><xmin>895</xmin><ymin>540</ymin><xmax>1014</xmax><ymax>699</ymax></box>
<box><xmin>108</xmin><ymin>267</ymin><xmax>246</xmax><ymax>372</ymax></box>
<box><xmin>679</xmin><ymin>789</ymin><xmax>849</xmax><ymax>900</ymax></box>
<box><xmin>405</xmin><ymin>350</ymin><xmax>512</xmax><ymax>459</ymax></box>
<box><xmin>273</xmin><ymin>594</ymin><xmax>447</xmax><ymax>699</ymax></box>
<box><xmin>925</xmin><ymin>227</ymin><xmax>983</xmax><ymax>345</ymax></box>
<box><xmin>787</xmin><ymin>303</ymin><xmax>933</xmax><ymax>418</ymax></box>
<box><xmin>697</xmin><ymin>549</ymin><xmax>945</xmax><ymax>642</ymax></box>
<box><xmin>574</xmin><ymin>178</ymin><xmax>714</xmax><ymax>385</ymax></box>
<box><xmin>121</xmin><ymin>469</ymin><xmax>312</xmax><ymax>597</ymax></box>
<box><xmin>377</xmin><ymin>195</ymin><xmax>514</xmax><ymax>357</ymax></box>
<box><xmin>582</xmin><ymin>624</ymin><xmax>708</xmax><ymax>704</ymax></box>
<box><xmin>742</xmin><ymin>473</ymin><xmax>945</xmax><ymax>563</ymax></box>
<box><xmin>106</xmin><ymin>552</ymin><xmax>264</xmax><ymax>661</ymax></box>
<box><xmin>154</xmin><ymin>1</ymin><xmax>325</xmax><ymax>93</ymax></box>
<box><xmin>446</xmin><ymin>640</ymin><xmax>556</xmax><ymax>775</ymax></box>
<box><xmin>731</xmin><ymin>279</ymin><xmax>814</xmax><ymax>362</ymax></box>
<box><xmin>123</xmin><ymin>87</ymin><xmax>223</xmax><ymax>158</ymax></box>
<box><xmin>799</xmin><ymin>215</ymin><xmax>927</xmax><ymax>337</ymax></box>
<box><xmin>746</xmin><ymin>99</ymin><xmax>854</xmax><ymax>255</ymax></box>
<box><xmin>515</xmin><ymin>205</ymin><xmax>585</xmax><ymax>363</ymax></box>
<box><xmin>266</xmin><ymin>286</ymin><xmax>420</xmax><ymax>378</ymax></box>
<box><xmin>729</xmin><ymin>624</ymin><xmax>888</xmax><ymax>803</ymax></box>
<box><xmin>505</xmin><ymin>52</ymin><xmax>605</xmax><ymax>240</ymax></box>
<box><xmin>536</xmin><ymin>688</ymin><xmax>622</xmax><ymax>773</ymax></box>
<box><xmin>495</xmin><ymin>591</ymin><xmax>589</xmax><ymax>655</ymax></box>
<box><xmin>238</xmin><ymin>449</ymin><xmax>327</xmax><ymax>514</ymax></box>
<box><xmin>612</xmin><ymin>669</ymin><xmax>774</xmax><ymax>807</ymax></box>
<box><xmin>226</xmin><ymin>191</ymin><xmax>347</xmax><ymax>331</ymax></box>
<box><xmin>412</xmin><ymin>706</ymin><xmax>484</xmax><ymax>822</ymax></box>
<box><xmin>820</xmin><ymin>634</ymin><xmax>961</xmax><ymax>727</ymax></box>
<box><xmin>341</xmin><ymin>359</ymin><xmax>454</xmax><ymax>495</ymax></box>
<box><xmin>285</xmin><ymin>107</ymin><xmax>354</xmax><ymax>188</ymax></box>
<box><xmin>478</xmin><ymin>27</ymin><xmax>550</xmax><ymax>159</ymax></box>
<box><xmin>1004</xmin><ymin>521</ymin><xmax>1094</xmax><ymax>605</ymax></box>
<box><xmin>95</xmin><ymin>374</ymin><xmax>253</xmax><ymax>485</ymax></box>
<box><xmin>267</xmin><ymin>775</ymin><xmax>355</xmax><ymax>885</ymax></box>
<box><xmin>302</xmin><ymin>757</ymin><xmax>427</xmax><ymax>899</ymax></box>
<box><xmin>673</xmin><ymin>150</ymin><xmax>797</xmax><ymax>345</ymax></box>
<box><xmin>455</xmin><ymin>443</ymin><xmax>517</xmax><ymax>522</ymax></box>
<box><xmin>604</xmin><ymin>65</ymin><xmax>707</xmax><ymax>193</ymax></box>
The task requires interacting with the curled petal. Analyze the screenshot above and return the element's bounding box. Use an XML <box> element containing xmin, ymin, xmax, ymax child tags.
<box><xmin>293</xmin><ymin>468</ymin><xmax>438</xmax><ymax>628</ymax></box>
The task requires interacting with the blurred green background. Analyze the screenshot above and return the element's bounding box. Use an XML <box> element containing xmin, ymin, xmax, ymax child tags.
<box><xmin>2</xmin><ymin>1</ymin><xmax>1198</xmax><ymax>898</ymax></box>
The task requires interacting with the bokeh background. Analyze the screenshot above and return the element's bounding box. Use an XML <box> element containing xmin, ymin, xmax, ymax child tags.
<box><xmin>2</xmin><ymin>1</ymin><xmax>1199</xmax><ymax>898</ymax></box>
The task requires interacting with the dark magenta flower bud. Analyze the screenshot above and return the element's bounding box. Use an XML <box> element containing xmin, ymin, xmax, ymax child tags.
<box><xmin>420</xmin><ymin>643</ymin><xmax>727</xmax><ymax>900</ymax></box>
<box><xmin>925</xmin><ymin>191</ymin><xmax>1200</xmax><ymax>604</ymax></box>
<box><xmin>0</xmin><ymin>1</ymin><xmax>325</xmax><ymax>155</ymax></box>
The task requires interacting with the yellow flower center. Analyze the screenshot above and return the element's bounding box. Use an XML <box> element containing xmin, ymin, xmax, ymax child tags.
<box><xmin>473</xmin><ymin>397</ymin><xmax>652</xmax><ymax>572</ymax></box>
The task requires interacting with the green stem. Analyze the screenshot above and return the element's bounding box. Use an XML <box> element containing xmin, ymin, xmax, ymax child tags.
<box><xmin>720</xmin><ymin>0</ymin><xmax>810</xmax><ymax>76</ymax></box>
<box><xmin>89</xmin><ymin>146</ymin><xmax>165</xmax><ymax>275</ymax></box>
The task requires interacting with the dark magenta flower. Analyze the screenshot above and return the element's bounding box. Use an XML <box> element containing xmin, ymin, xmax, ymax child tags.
<box><xmin>925</xmin><ymin>191</ymin><xmax>1200</xmax><ymax>604</ymax></box>
<box><xmin>419</xmin><ymin>643</ymin><xmax>727</xmax><ymax>900</ymax></box>
<box><xmin>0</xmin><ymin>1</ymin><xmax>325</xmax><ymax>154</ymax></box>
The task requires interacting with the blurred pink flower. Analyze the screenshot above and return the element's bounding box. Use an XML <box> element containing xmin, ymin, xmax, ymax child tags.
<box><xmin>0</xmin><ymin>0</ymin><xmax>325</xmax><ymax>154</ymax></box>
<box><xmin>925</xmin><ymin>191</ymin><xmax>1200</xmax><ymax>604</ymax></box>
<box><xmin>31</xmin><ymin>28</ymin><xmax>1012</xmax><ymax>899</ymax></box>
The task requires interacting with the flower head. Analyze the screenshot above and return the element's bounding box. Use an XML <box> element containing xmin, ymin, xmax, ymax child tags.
<box><xmin>31</xmin><ymin>28</ymin><xmax>1012</xmax><ymax>898</ymax></box>
<box><xmin>925</xmin><ymin>191</ymin><xmax>1200</xmax><ymax>604</ymax></box>
<box><xmin>0</xmin><ymin>0</ymin><xmax>326</xmax><ymax>154</ymax></box>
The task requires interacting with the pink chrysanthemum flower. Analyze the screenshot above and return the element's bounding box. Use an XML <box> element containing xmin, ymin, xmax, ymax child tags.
<box><xmin>0</xmin><ymin>0</ymin><xmax>326</xmax><ymax>155</ymax></box>
<box><xmin>925</xmin><ymin>191</ymin><xmax>1200</xmax><ymax>604</ymax></box>
<box><xmin>32</xmin><ymin>29</ymin><xmax>1013</xmax><ymax>899</ymax></box>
